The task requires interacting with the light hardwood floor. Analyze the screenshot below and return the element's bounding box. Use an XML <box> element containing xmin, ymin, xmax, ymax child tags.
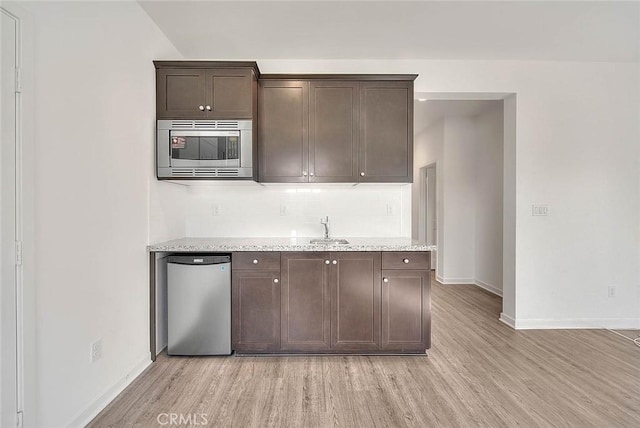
<box><xmin>89</xmin><ymin>277</ymin><xmax>640</xmax><ymax>427</ymax></box>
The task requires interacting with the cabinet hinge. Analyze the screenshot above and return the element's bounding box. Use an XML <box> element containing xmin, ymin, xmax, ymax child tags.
<box><xmin>15</xmin><ymin>241</ymin><xmax>22</xmax><ymax>266</ymax></box>
<box><xmin>17</xmin><ymin>411</ymin><xmax>23</xmax><ymax>428</ymax></box>
<box><xmin>15</xmin><ymin>67</ymin><xmax>22</xmax><ymax>93</ymax></box>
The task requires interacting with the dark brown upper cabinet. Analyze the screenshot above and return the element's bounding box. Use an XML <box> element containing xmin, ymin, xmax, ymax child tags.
<box><xmin>359</xmin><ymin>81</ymin><xmax>413</xmax><ymax>182</ymax></box>
<box><xmin>259</xmin><ymin>80</ymin><xmax>359</xmax><ymax>183</ymax></box>
<box><xmin>258</xmin><ymin>75</ymin><xmax>415</xmax><ymax>183</ymax></box>
<box><xmin>309</xmin><ymin>81</ymin><xmax>360</xmax><ymax>182</ymax></box>
<box><xmin>258</xmin><ymin>80</ymin><xmax>309</xmax><ymax>182</ymax></box>
<box><xmin>155</xmin><ymin>61</ymin><xmax>259</xmax><ymax>120</ymax></box>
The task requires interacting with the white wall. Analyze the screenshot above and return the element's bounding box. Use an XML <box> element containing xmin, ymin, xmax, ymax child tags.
<box><xmin>442</xmin><ymin>117</ymin><xmax>477</xmax><ymax>283</ymax></box>
<box><xmin>13</xmin><ymin>1</ymin><xmax>182</xmax><ymax>427</ymax></box>
<box><xmin>474</xmin><ymin>106</ymin><xmax>504</xmax><ymax>294</ymax></box>
<box><xmin>185</xmin><ymin>183</ymin><xmax>411</xmax><ymax>238</ymax></box>
<box><xmin>148</xmin><ymin>181</ymin><xmax>187</xmax><ymax>243</ymax></box>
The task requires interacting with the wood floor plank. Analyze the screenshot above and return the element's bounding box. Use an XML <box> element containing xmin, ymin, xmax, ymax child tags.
<box><xmin>88</xmin><ymin>276</ymin><xmax>640</xmax><ymax>427</ymax></box>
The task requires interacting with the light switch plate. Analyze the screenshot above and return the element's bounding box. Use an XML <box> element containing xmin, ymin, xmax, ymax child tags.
<box><xmin>532</xmin><ymin>205</ymin><xmax>549</xmax><ymax>216</ymax></box>
<box><xmin>386</xmin><ymin>204</ymin><xmax>394</xmax><ymax>216</ymax></box>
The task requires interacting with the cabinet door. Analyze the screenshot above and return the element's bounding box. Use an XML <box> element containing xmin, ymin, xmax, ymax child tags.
<box><xmin>280</xmin><ymin>252</ymin><xmax>331</xmax><ymax>351</ymax></box>
<box><xmin>359</xmin><ymin>81</ymin><xmax>413</xmax><ymax>182</ymax></box>
<box><xmin>381</xmin><ymin>270</ymin><xmax>431</xmax><ymax>351</ymax></box>
<box><xmin>258</xmin><ymin>80</ymin><xmax>309</xmax><ymax>182</ymax></box>
<box><xmin>206</xmin><ymin>68</ymin><xmax>253</xmax><ymax>119</ymax></box>
<box><xmin>156</xmin><ymin>68</ymin><xmax>207</xmax><ymax>119</ymax></box>
<box><xmin>330</xmin><ymin>252</ymin><xmax>381</xmax><ymax>351</ymax></box>
<box><xmin>309</xmin><ymin>81</ymin><xmax>359</xmax><ymax>182</ymax></box>
<box><xmin>232</xmin><ymin>270</ymin><xmax>280</xmax><ymax>352</ymax></box>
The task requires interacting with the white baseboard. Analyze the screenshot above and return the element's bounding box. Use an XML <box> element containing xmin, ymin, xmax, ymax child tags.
<box><xmin>436</xmin><ymin>276</ymin><xmax>475</xmax><ymax>285</ymax></box>
<box><xmin>512</xmin><ymin>318</ymin><xmax>640</xmax><ymax>330</ymax></box>
<box><xmin>156</xmin><ymin>344</ymin><xmax>167</xmax><ymax>356</ymax></box>
<box><xmin>499</xmin><ymin>313</ymin><xmax>516</xmax><ymax>329</ymax></box>
<box><xmin>474</xmin><ymin>279</ymin><xmax>503</xmax><ymax>297</ymax></box>
<box><xmin>436</xmin><ymin>276</ymin><xmax>502</xmax><ymax>297</ymax></box>
<box><xmin>67</xmin><ymin>355</ymin><xmax>152</xmax><ymax>428</ymax></box>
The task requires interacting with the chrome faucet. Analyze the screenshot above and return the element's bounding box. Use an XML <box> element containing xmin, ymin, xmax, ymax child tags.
<box><xmin>320</xmin><ymin>216</ymin><xmax>330</xmax><ymax>239</ymax></box>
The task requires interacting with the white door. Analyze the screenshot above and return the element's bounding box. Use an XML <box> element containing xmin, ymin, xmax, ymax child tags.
<box><xmin>1</xmin><ymin>8</ymin><xmax>20</xmax><ymax>427</ymax></box>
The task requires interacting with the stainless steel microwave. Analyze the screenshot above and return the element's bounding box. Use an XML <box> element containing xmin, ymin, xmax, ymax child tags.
<box><xmin>157</xmin><ymin>120</ymin><xmax>253</xmax><ymax>179</ymax></box>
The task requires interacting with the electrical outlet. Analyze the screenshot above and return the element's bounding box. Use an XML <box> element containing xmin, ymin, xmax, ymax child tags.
<box><xmin>280</xmin><ymin>205</ymin><xmax>288</xmax><ymax>216</ymax></box>
<box><xmin>212</xmin><ymin>204</ymin><xmax>220</xmax><ymax>216</ymax></box>
<box><xmin>607</xmin><ymin>286</ymin><xmax>616</xmax><ymax>298</ymax></box>
<box><xmin>90</xmin><ymin>339</ymin><xmax>102</xmax><ymax>363</ymax></box>
<box><xmin>532</xmin><ymin>205</ymin><xmax>549</xmax><ymax>216</ymax></box>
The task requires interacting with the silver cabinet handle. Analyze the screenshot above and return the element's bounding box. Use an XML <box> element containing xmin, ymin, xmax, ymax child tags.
<box><xmin>325</xmin><ymin>260</ymin><xmax>330</xmax><ymax>264</ymax></box>
<box><xmin>360</xmin><ymin>172</ymin><xmax>365</xmax><ymax>177</ymax></box>
<box><xmin>274</xmin><ymin>278</ymin><xmax>279</xmax><ymax>283</ymax></box>
<box><xmin>332</xmin><ymin>260</ymin><xmax>337</xmax><ymax>265</ymax></box>
<box><xmin>403</xmin><ymin>258</ymin><xmax>409</xmax><ymax>264</ymax></box>
<box><xmin>252</xmin><ymin>259</ymin><xmax>258</xmax><ymax>264</ymax></box>
<box><xmin>205</xmin><ymin>105</ymin><xmax>212</xmax><ymax>111</ymax></box>
<box><xmin>303</xmin><ymin>172</ymin><xmax>308</xmax><ymax>176</ymax></box>
<box><xmin>310</xmin><ymin>172</ymin><xmax>314</xmax><ymax>176</ymax></box>
<box><xmin>198</xmin><ymin>105</ymin><xmax>205</xmax><ymax>111</ymax></box>
<box><xmin>383</xmin><ymin>277</ymin><xmax>389</xmax><ymax>283</ymax></box>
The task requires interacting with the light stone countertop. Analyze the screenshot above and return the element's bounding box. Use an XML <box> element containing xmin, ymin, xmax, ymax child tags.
<box><xmin>148</xmin><ymin>237</ymin><xmax>436</xmax><ymax>252</ymax></box>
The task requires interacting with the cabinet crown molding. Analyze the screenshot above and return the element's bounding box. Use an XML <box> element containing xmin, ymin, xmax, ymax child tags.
<box><xmin>260</xmin><ymin>74</ymin><xmax>418</xmax><ymax>81</ymax></box>
<box><xmin>153</xmin><ymin>60</ymin><xmax>261</xmax><ymax>77</ymax></box>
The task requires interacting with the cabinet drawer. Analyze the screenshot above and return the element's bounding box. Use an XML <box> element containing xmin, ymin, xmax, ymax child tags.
<box><xmin>232</xmin><ymin>252</ymin><xmax>281</xmax><ymax>270</ymax></box>
<box><xmin>382</xmin><ymin>251</ymin><xmax>430</xmax><ymax>270</ymax></box>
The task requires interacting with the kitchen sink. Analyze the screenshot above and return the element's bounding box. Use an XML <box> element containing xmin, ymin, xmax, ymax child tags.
<box><xmin>309</xmin><ymin>238</ymin><xmax>350</xmax><ymax>245</ymax></box>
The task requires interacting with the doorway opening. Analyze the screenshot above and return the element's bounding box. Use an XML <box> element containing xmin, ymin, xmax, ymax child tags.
<box><xmin>413</xmin><ymin>94</ymin><xmax>516</xmax><ymax>324</ymax></box>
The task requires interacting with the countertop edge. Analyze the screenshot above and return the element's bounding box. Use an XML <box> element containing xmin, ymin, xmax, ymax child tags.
<box><xmin>147</xmin><ymin>238</ymin><xmax>436</xmax><ymax>253</ymax></box>
<box><xmin>148</xmin><ymin>246</ymin><xmax>436</xmax><ymax>252</ymax></box>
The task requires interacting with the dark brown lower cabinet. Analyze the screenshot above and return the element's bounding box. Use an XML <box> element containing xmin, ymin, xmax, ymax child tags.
<box><xmin>381</xmin><ymin>270</ymin><xmax>431</xmax><ymax>351</ymax></box>
<box><xmin>330</xmin><ymin>252</ymin><xmax>381</xmax><ymax>351</ymax></box>
<box><xmin>232</xmin><ymin>269</ymin><xmax>281</xmax><ymax>352</ymax></box>
<box><xmin>232</xmin><ymin>251</ymin><xmax>430</xmax><ymax>354</ymax></box>
<box><xmin>280</xmin><ymin>252</ymin><xmax>382</xmax><ymax>352</ymax></box>
<box><xmin>280</xmin><ymin>252</ymin><xmax>331</xmax><ymax>351</ymax></box>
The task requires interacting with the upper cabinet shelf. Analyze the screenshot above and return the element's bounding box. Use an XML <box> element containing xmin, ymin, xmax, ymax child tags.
<box><xmin>154</xmin><ymin>61</ymin><xmax>259</xmax><ymax>120</ymax></box>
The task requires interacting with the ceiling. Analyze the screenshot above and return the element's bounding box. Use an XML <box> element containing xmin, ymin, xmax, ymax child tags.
<box><xmin>139</xmin><ymin>1</ymin><xmax>639</xmax><ymax>62</ymax></box>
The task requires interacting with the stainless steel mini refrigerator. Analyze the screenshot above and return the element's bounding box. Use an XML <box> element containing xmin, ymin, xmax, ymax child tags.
<box><xmin>167</xmin><ymin>254</ymin><xmax>231</xmax><ymax>355</ymax></box>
